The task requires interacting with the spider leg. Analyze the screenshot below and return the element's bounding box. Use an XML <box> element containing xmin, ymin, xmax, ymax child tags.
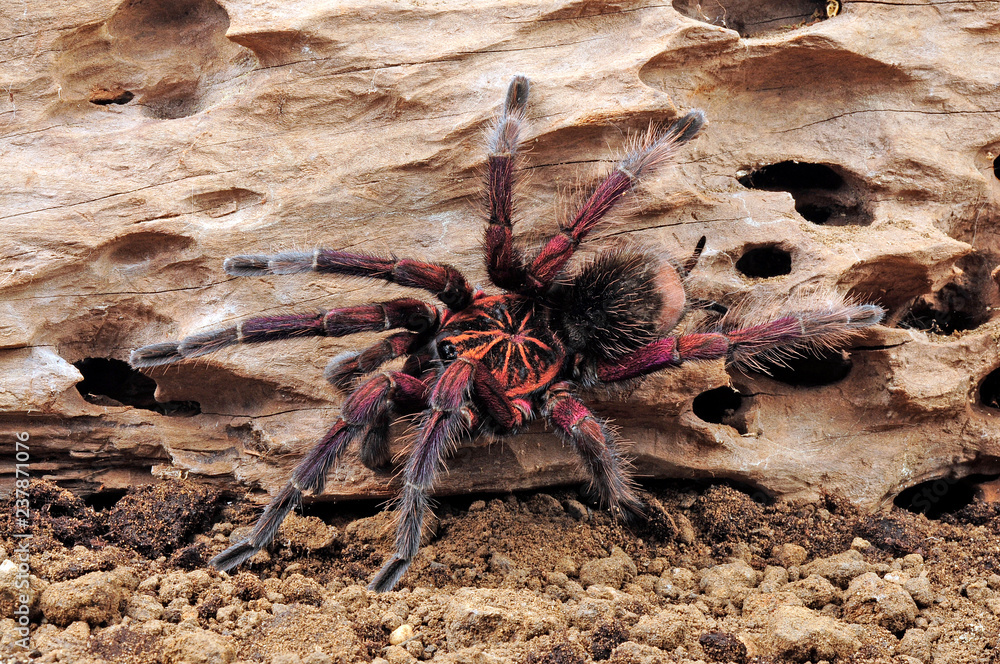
<box><xmin>544</xmin><ymin>382</ymin><xmax>645</xmax><ymax>520</ymax></box>
<box><xmin>368</xmin><ymin>360</ymin><xmax>475</xmax><ymax>592</ymax></box>
<box><xmin>470</xmin><ymin>360</ymin><xmax>531</xmax><ymax>428</ymax></box>
<box><xmin>596</xmin><ymin>301</ymin><xmax>885</xmax><ymax>383</ymax></box>
<box><xmin>525</xmin><ymin>110</ymin><xmax>705</xmax><ymax>292</ymax></box>
<box><xmin>483</xmin><ymin>75</ymin><xmax>530</xmax><ymax>291</ymax></box>
<box><xmin>357</xmin><ymin>369</ymin><xmax>435</xmax><ymax>470</ymax></box>
<box><xmin>224</xmin><ymin>249</ymin><xmax>473</xmax><ymax>310</ymax></box>
<box><xmin>130</xmin><ymin>298</ymin><xmax>437</xmax><ymax>368</ymax></box>
<box><xmin>324</xmin><ymin>330</ymin><xmax>423</xmax><ymax>390</ymax></box>
<box><xmin>210</xmin><ymin>370</ymin><xmax>431</xmax><ymax>572</ymax></box>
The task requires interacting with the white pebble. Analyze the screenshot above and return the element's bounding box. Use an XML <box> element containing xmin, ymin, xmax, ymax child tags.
<box><xmin>389</xmin><ymin>623</ymin><xmax>413</xmax><ymax>645</ymax></box>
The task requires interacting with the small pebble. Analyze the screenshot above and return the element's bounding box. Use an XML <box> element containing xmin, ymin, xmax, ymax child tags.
<box><xmin>563</xmin><ymin>499</ymin><xmax>589</xmax><ymax>521</ymax></box>
<box><xmin>389</xmin><ymin>623</ymin><xmax>414</xmax><ymax>645</ymax></box>
<box><xmin>850</xmin><ymin>537</ymin><xmax>872</xmax><ymax>551</ymax></box>
<box><xmin>773</xmin><ymin>543</ymin><xmax>807</xmax><ymax>567</ymax></box>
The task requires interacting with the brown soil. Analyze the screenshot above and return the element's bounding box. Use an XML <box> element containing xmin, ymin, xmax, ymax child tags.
<box><xmin>2</xmin><ymin>479</ymin><xmax>999</xmax><ymax>664</ymax></box>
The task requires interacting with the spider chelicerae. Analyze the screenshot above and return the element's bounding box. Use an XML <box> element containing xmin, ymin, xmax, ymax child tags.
<box><xmin>131</xmin><ymin>76</ymin><xmax>884</xmax><ymax>592</ymax></box>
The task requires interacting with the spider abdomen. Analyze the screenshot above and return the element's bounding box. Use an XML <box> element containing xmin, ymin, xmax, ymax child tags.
<box><xmin>439</xmin><ymin>294</ymin><xmax>566</xmax><ymax>397</ymax></box>
<box><xmin>552</xmin><ymin>248</ymin><xmax>686</xmax><ymax>360</ymax></box>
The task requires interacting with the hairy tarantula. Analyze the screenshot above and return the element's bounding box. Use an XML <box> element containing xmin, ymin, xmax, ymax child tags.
<box><xmin>131</xmin><ymin>77</ymin><xmax>884</xmax><ymax>592</ymax></box>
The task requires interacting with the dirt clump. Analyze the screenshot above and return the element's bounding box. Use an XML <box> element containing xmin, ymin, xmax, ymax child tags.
<box><xmin>104</xmin><ymin>482</ymin><xmax>223</xmax><ymax>559</ymax></box>
<box><xmin>3</xmin><ymin>478</ymin><xmax>1000</xmax><ymax>663</ymax></box>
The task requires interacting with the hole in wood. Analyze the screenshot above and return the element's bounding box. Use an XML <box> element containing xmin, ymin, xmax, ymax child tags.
<box><xmin>899</xmin><ymin>253</ymin><xmax>998</xmax><ymax>334</ymax></box>
<box><xmin>894</xmin><ymin>474</ymin><xmax>1000</xmax><ymax>519</ymax></box>
<box><xmin>692</xmin><ymin>386</ymin><xmax>749</xmax><ymax>434</ymax></box>
<box><xmin>750</xmin><ymin>350</ymin><xmax>853</xmax><ymax>387</ymax></box>
<box><xmin>979</xmin><ymin>366</ymin><xmax>1000</xmax><ymax>411</ymax></box>
<box><xmin>671</xmin><ymin>0</ymin><xmax>836</xmax><ymax>37</ymax></box>
<box><xmin>74</xmin><ymin>357</ymin><xmax>201</xmax><ymax>415</ymax></box>
<box><xmin>738</xmin><ymin>161</ymin><xmax>871</xmax><ymax>226</ymax></box>
<box><xmin>735</xmin><ymin>245</ymin><xmax>792</xmax><ymax>278</ymax></box>
<box><xmin>89</xmin><ymin>88</ymin><xmax>134</xmax><ymax>105</ymax></box>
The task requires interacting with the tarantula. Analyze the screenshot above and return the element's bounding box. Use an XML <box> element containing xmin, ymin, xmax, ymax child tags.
<box><xmin>131</xmin><ymin>76</ymin><xmax>884</xmax><ymax>592</ymax></box>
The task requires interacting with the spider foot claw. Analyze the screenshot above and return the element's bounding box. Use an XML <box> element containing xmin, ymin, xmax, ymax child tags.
<box><xmin>616</xmin><ymin>497</ymin><xmax>650</xmax><ymax>526</ymax></box>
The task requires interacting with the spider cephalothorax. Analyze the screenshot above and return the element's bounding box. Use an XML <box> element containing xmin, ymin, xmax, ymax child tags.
<box><xmin>131</xmin><ymin>76</ymin><xmax>884</xmax><ymax>592</ymax></box>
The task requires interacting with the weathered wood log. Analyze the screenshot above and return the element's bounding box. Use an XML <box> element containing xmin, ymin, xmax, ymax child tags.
<box><xmin>2</xmin><ymin>0</ymin><xmax>999</xmax><ymax>509</ymax></box>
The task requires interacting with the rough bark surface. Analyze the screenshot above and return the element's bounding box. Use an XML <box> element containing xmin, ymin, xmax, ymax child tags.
<box><xmin>2</xmin><ymin>0</ymin><xmax>1000</xmax><ymax>508</ymax></box>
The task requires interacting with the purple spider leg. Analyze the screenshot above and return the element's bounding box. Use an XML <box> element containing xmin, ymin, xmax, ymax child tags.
<box><xmin>130</xmin><ymin>298</ymin><xmax>437</xmax><ymax>368</ymax></box>
<box><xmin>360</xmin><ymin>369</ymin><xmax>435</xmax><ymax>471</ymax></box>
<box><xmin>224</xmin><ymin>249</ymin><xmax>473</xmax><ymax>310</ymax></box>
<box><xmin>324</xmin><ymin>330</ymin><xmax>423</xmax><ymax>390</ymax></box>
<box><xmin>483</xmin><ymin>75</ymin><xmax>530</xmax><ymax>291</ymax></box>
<box><xmin>471</xmin><ymin>360</ymin><xmax>531</xmax><ymax>428</ymax></box>
<box><xmin>719</xmin><ymin>301</ymin><xmax>885</xmax><ymax>372</ymax></box>
<box><xmin>368</xmin><ymin>360</ymin><xmax>476</xmax><ymax>592</ymax></box>
<box><xmin>324</xmin><ymin>333</ymin><xmax>439</xmax><ymax>467</ymax></box>
<box><xmin>525</xmin><ymin>110</ymin><xmax>705</xmax><ymax>291</ymax></box>
<box><xmin>544</xmin><ymin>382</ymin><xmax>645</xmax><ymax>520</ymax></box>
<box><xmin>596</xmin><ymin>301</ymin><xmax>886</xmax><ymax>383</ymax></box>
<box><xmin>596</xmin><ymin>335</ymin><xmax>717</xmax><ymax>383</ymax></box>
<box><xmin>210</xmin><ymin>371</ymin><xmax>431</xmax><ymax>573</ymax></box>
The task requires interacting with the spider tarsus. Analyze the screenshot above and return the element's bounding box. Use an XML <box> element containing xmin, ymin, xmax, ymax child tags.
<box><xmin>223</xmin><ymin>254</ymin><xmax>272</xmax><ymax>276</ymax></box>
<box><xmin>324</xmin><ymin>351</ymin><xmax>361</xmax><ymax>389</ymax></box>
<box><xmin>621</xmin><ymin>109</ymin><xmax>706</xmax><ymax>180</ymax></box>
<box><xmin>504</xmin><ymin>75</ymin><xmax>530</xmax><ymax>114</ymax></box>
<box><xmin>617</xmin><ymin>497</ymin><xmax>650</xmax><ymax>526</ymax></box>
<box><xmin>129</xmin><ymin>342</ymin><xmax>183</xmax><ymax>368</ymax></box>
<box><xmin>210</xmin><ymin>541</ymin><xmax>260</xmax><ymax>573</ymax></box>
<box><xmin>368</xmin><ymin>555</ymin><xmax>411</xmax><ymax>593</ymax></box>
<box><xmin>489</xmin><ymin>76</ymin><xmax>530</xmax><ymax>159</ymax></box>
<box><xmin>211</xmin><ymin>482</ymin><xmax>303</xmax><ymax>573</ymax></box>
<box><xmin>178</xmin><ymin>327</ymin><xmax>239</xmax><ymax>358</ymax></box>
<box><xmin>223</xmin><ymin>251</ymin><xmax>319</xmax><ymax>276</ymax></box>
<box><xmin>672</xmin><ymin>109</ymin><xmax>706</xmax><ymax>145</ymax></box>
<box><xmin>844</xmin><ymin>303</ymin><xmax>886</xmax><ymax>328</ymax></box>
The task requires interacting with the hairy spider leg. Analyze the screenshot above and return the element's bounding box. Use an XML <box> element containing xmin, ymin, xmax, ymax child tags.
<box><xmin>353</xmin><ymin>369</ymin><xmax>435</xmax><ymax>471</ymax></box>
<box><xmin>368</xmin><ymin>360</ymin><xmax>475</xmax><ymax>592</ymax></box>
<box><xmin>596</xmin><ymin>302</ymin><xmax>885</xmax><ymax>383</ymax></box>
<box><xmin>325</xmin><ymin>330</ymin><xmax>425</xmax><ymax>390</ymax></box>
<box><xmin>130</xmin><ymin>298</ymin><xmax>437</xmax><ymax>368</ymax></box>
<box><xmin>525</xmin><ymin>110</ymin><xmax>705</xmax><ymax>291</ymax></box>
<box><xmin>470</xmin><ymin>360</ymin><xmax>531</xmax><ymax>429</ymax></box>
<box><xmin>211</xmin><ymin>371</ymin><xmax>431</xmax><ymax>573</ymax></box>
<box><xmin>719</xmin><ymin>302</ymin><xmax>885</xmax><ymax>373</ymax></box>
<box><xmin>483</xmin><ymin>75</ymin><xmax>530</xmax><ymax>291</ymax></box>
<box><xmin>544</xmin><ymin>383</ymin><xmax>645</xmax><ymax>520</ymax></box>
<box><xmin>224</xmin><ymin>249</ymin><xmax>473</xmax><ymax>310</ymax></box>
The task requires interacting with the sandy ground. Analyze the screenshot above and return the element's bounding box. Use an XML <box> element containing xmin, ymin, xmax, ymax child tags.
<box><xmin>2</xmin><ymin>478</ymin><xmax>999</xmax><ymax>664</ymax></box>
